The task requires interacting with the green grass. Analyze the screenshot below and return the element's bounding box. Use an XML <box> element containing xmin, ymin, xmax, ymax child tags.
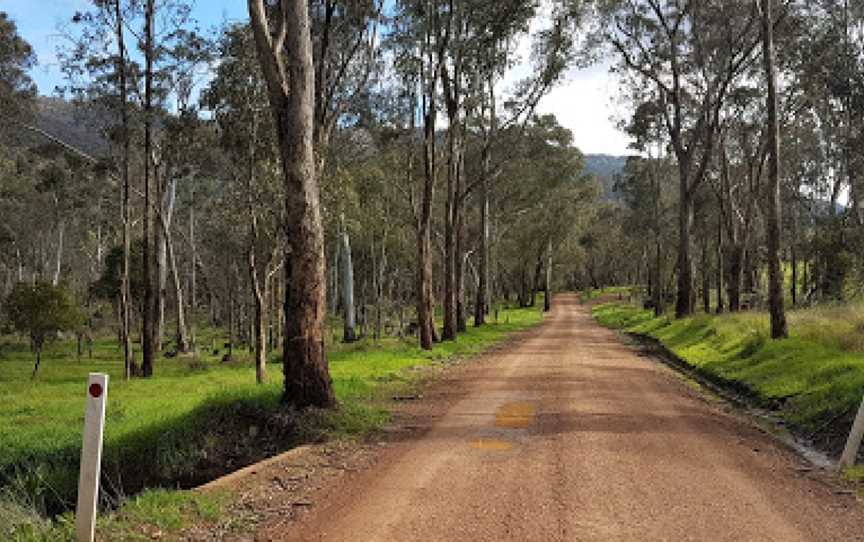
<box><xmin>2</xmin><ymin>303</ymin><xmax>542</xmax><ymax>540</ymax></box>
<box><xmin>593</xmin><ymin>301</ymin><xmax>864</xmax><ymax>447</ymax></box>
<box><xmin>579</xmin><ymin>286</ymin><xmax>634</xmax><ymax>301</ymax></box>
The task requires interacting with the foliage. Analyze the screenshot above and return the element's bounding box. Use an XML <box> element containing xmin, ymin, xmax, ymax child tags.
<box><xmin>4</xmin><ymin>283</ymin><xmax>82</xmax><ymax>372</ymax></box>
<box><xmin>0</xmin><ymin>11</ymin><xmax>36</xmax><ymax>119</ymax></box>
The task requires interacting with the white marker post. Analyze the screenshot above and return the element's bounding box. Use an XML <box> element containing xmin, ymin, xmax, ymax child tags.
<box><xmin>75</xmin><ymin>373</ymin><xmax>108</xmax><ymax>542</ymax></box>
<box><xmin>839</xmin><ymin>394</ymin><xmax>864</xmax><ymax>469</ymax></box>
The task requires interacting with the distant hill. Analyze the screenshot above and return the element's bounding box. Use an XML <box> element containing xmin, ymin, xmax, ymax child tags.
<box><xmin>32</xmin><ymin>97</ymin><xmax>111</xmax><ymax>157</ymax></box>
<box><xmin>4</xmin><ymin>97</ymin><xmax>112</xmax><ymax>158</ymax></box>
<box><xmin>583</xmin><ymin>154</ymin><xmax>629</xmax><ymax>200</ymax></box>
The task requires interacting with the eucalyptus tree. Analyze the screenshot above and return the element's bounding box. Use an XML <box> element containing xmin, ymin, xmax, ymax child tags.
<box><xmin>247</xmin><ymin>0</ymin><xmax>335</xmax><ymax>407</ymax></box>
<box><xmin>607</xmin><ymin>0</ymin><xmax>762</xmax><ymax>317</ymax></box>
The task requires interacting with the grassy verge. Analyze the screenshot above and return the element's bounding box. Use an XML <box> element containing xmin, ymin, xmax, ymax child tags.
<box><xmin>2</xmin><ymin>303</ymin><xmax>543</xmax><ymax>540</ymax></box>
<box><xmin>593</xmin><ymin>301</ymin><xmax>864</xmax><ymax>454</ymax></box>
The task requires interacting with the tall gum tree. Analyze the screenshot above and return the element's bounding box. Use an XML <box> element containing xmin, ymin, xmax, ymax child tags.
<box><xmin>248</xmin><ymin>0</ymin><xmax>335</xmax><ymax>407</ymax></box>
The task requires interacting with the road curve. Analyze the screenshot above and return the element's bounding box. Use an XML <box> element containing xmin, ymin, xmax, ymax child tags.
<box><xmin>284</xmin><ymin>294</ymin><xmax>864</xmax><ymax>541</ymax></box>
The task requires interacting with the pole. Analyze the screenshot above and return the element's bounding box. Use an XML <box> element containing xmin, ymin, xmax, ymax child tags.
<box><xmin>839</xmin><ymin>395</ymin><xmax>864</xmax><ymax>469</ymax></box>
<box><xmin>75</xmin><ymin>373</ymin><xmax>108</xmax><ymax>542</ymax></box>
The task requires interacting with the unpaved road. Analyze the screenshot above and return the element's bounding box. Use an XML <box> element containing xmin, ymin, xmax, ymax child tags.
<box><xmin>267</xmin><ymin>294</ymin><xmax>864</xmax><ymax>541</ymax></box>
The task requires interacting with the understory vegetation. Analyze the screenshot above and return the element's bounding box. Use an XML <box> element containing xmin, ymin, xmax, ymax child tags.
<box><xmin>593</xmin><ymin>301</ymin><xmax>864</xmax><ymax>453</ymax></box>
<box><xmin>1</xmin><ymin>303</ymin><xmax>542</xmax><ymax>540</ymax></box>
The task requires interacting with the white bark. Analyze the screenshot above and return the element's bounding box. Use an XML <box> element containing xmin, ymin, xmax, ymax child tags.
<box><xmin>156</xmin><ymin>177</ymin><xmax>177</xmax><ymax>348</ymax></box>
<box><xmin>53</xmin><ymin>219</ymin><xmax>64</xmax><ymax>287</ymax></box>
<box><xmin>341</xmin><ymin>230</ymin><xmax>356</xmax><ymax>342</ymax></box>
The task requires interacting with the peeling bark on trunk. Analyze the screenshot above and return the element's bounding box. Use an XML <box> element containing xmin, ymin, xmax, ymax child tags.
<box><xmin>248</xmin><ymin>0</ymin><xmax>334</xmax><ymax>408</ymax></box>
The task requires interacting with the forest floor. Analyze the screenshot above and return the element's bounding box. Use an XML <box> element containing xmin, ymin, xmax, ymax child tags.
<box><xmin>180</xmin><ymin>293</ymin><xmax>864</xmax><ymax>541</ymax></box>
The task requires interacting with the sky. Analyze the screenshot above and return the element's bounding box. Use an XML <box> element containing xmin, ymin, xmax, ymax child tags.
<box><xmin>1</xmin><ymin>0</ymin><xmax>633</xmax><ymax>156</ymax></box>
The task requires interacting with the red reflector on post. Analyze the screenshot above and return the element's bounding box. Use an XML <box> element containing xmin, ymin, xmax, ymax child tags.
<box><xmin>89</xmin><ymin>383</ymin><xmax>103</xmax><ymax>398</ymax></box>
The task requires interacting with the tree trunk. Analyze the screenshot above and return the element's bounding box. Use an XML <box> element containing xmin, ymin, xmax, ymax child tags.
<box><xmin>520</xmin><ymin>264</ymin><xmax>529</xmax><ymax>307</ymax></box>
<box><xmin>248</xmin><ymin>241</ymin><xmax>267</xmax><ymax>383</ymax></box>
<box><xmin>159</xmin><ymin>208</ymin><xmax>189</xmax><ymax>353</ymax></box>
<box><xmin>155</xmin><ymin>176</ymin><xmax>177</xmax><ymax>353</ymax></box>
<box><xmin>441</xmin><ymin>124</ymin><xmax>459</xmax><ymax>340</ymax></box>
<box><xmin>544</xmin><ymin>240</ymin><xmax>552</xmax><ymax>312</ymax></box>
<box><xmin>455</xmin><ymin>212</ymin><xmax>467</xmax><ymax>332</ymax></box>
<box><xmin>761</xmin><ymin>0</ymin><xmax>788</xmax><ymax>339</ymax></box>
<box><xmin>141</xmin><ymin>0</ymin><xmax>155</xmax><ymax>378</ymax></box>
<box><xmin>791</xmin><ymin>245</ymin><xmax>798</xmax><ymax>307</ymax></box>
<box><xmin>375</xmin><ymin>233</ymin><xmax>386</xmax><ymax>340</ymax></box>
<box><xmin>474</xmin><ymin>78</ymin><xmax>494</xmax><ymax>327</ymax></box>
<box><xmin>32</xmin><ymin>347</ymin><xmax>41</xmax><ymax>379</ymax></box>
<box><xmin>727</xmin><ymin>245</ymin><xmax>744</xmax><ymax>312</ymax></box>
<box><xmin>531</xmin><ymin>255</ymin><xmax>543</xmax><ymax>307</ymax></box>
<box><xmin>341</xmin><ymin>229</ymin><xmax>357</xmax><ymax>342</ymax></box>
<box><xmin>702</xmin><ymin>239</ymin><xmax>710</xmax><ymax>314</ymax></box>
<box><xmin>248</xmin><ymin>0</ymin><xmax>334</xmax><ymax>408</ymax></box>
<box><xmin>228</xmin><ymin>276</ymin><xmax>235</xmax><ymax>361</ymax></box>
<box><xmin>653</xmin><ymin>242</ymin><xmax>663</xmax><ymax>316</ymax></box>
<box><xmin>716</xmin><ymin>214</ymin><xmax>724</xmax><ymax>313</ymax></box>
<box><xmin>52</xmin><ymin>219</ymin><xmax>64</xmax><ymax>286</ymax></box>
<box><xmin>116</xmin><ymin>0</ymin><xmax>133</xmax><ymax>379</ymax></box>
<box><xmin>475</xmin><ymin>174</ymin><xmax>489</xmax><ymax>327</ymax></box>
<box><xmin>416</xmin><ymin>40</ymin><xmax>438</xmax><ymax>350</ymax></box>
<box><xmin>675</xmin><ymin>181</ymin><xmax>694</xmax><ymax>318</ymax></box>
<box><xmin>330</xmin><ymin>229</ymin><xmax>341</xmax><ymax>312</ymax></box>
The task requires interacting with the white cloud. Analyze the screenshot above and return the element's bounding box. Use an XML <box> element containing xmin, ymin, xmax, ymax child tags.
<box><xmin>496</xmin><ymin>9</ymin><xmax>633</xmax><ymax>157</ymax></box>
<box><xmin>536</xmin><ymin>62</ymin><xmax>633</xmax><ymax>156</ymax></box>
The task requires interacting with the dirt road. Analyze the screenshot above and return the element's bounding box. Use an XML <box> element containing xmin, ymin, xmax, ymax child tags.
<box><xmin>275</xmin><ymin>294</ymin><xmax>864</xmax><ymax>541</ymax></box>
